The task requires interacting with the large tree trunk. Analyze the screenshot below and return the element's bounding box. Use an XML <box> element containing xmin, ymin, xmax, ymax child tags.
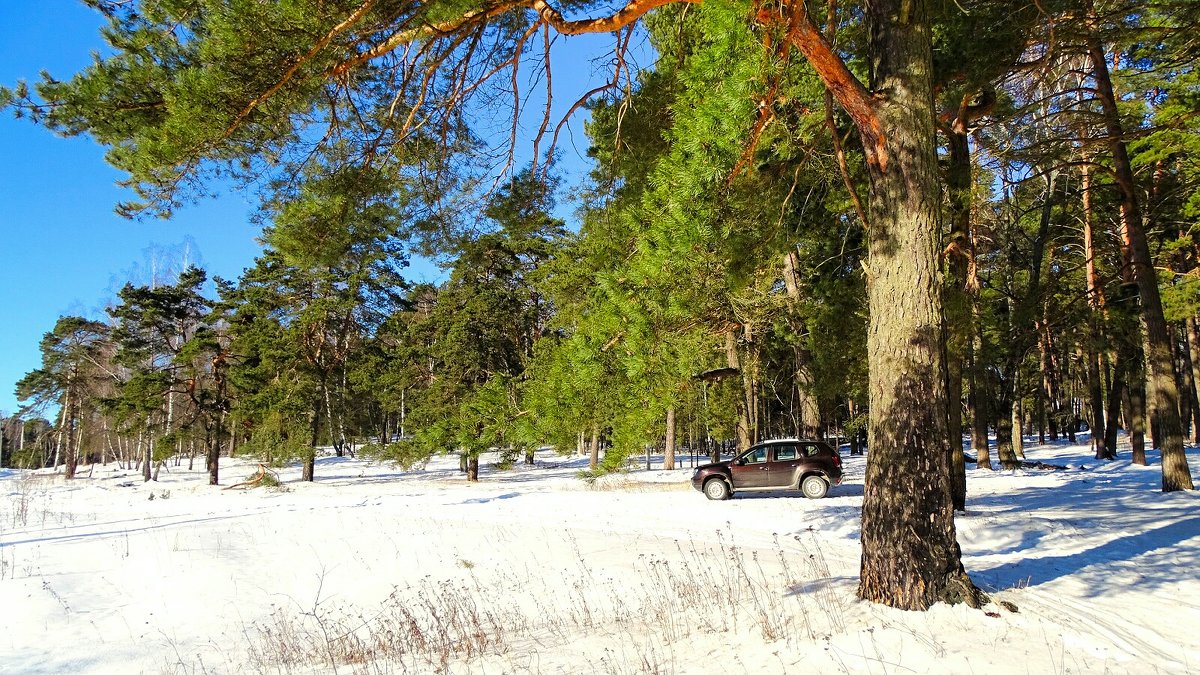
<box><xmin>855</xmin><ymin>0</ymin><xmax>977</xmax><ymax>611</ymax></box>
<box><xmin>1085</xmin><ymin>5</ymin><xmax>1193</xmax><ymax>490</ymax></box>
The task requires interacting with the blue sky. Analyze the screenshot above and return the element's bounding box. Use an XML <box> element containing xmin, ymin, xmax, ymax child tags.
<box><xmin>0</xmin><ymin>2</ymin><xmax>642</xmax><ymax>416</ymax></box>
<box><xmin>0</xmin><ymin>3</ymin><xmax>267</xmax><ymax>414</ymax></box>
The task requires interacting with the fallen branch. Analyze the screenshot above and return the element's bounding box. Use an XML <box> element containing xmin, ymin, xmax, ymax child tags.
<box><xmin>224</xmin><ymin>464</ymin><xmax>279</xmax><ymax>490</ymax></box>
<box><xmin>963</xmin><ymin>453</ymin><xmax>1077</xmax><ymax>471</ymax></box>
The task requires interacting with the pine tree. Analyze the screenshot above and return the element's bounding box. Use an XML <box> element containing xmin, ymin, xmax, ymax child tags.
<box><xmin>16</xmin><ymin>317</ymin><xmax>113</xmax><ymax>478</ymax></box>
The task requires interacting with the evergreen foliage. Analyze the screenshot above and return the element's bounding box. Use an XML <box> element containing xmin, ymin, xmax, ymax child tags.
<box><xmin>7</xmin><ymin>0</ymin><xmax>1200</xmax><ymax>612</ymax></box>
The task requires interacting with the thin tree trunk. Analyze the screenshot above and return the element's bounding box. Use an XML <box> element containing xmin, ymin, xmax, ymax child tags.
<box><xmin>1173</xmin><ymin>323</ymin><xmax>1196</xmax><ymax>441</ymax></box>
<box><xmin>664</xmin><ymin>407</ymin><xmax>676</xmax><ymax>470</ymax></box>
<box><xmin>467</xmin><ymin>455</ymin><xmax>479</xmax><ymax>482</ymax></box>
<box><xmin>589</xmin><ymin>425</ymin><xmax>599</xmax><ymax>472</ymax></box>
<box><xmin>207</xmin><ymin>425</ymin><xmax>220</xmax><ymax>486</ymax></box>
<box><xmin>943</xmin><ymin>124</ymin><xmax>971</xmax><ymax>509</ymax></box>
<box><xmin>303</xmin><ymin>413</ymin><xmax>318</xmax><ymax>482</ymax></box>
<box><xmin>1081</xmin><ymin>156</ymin><xmax>1109</xmax><ymax>459</ymax></box>
<box><xmin>1127</xmin><ymin>361</ymin><xmax>1148</xmax><ymax>465</ymax></box>
<box><xmin>783</xmin><ymin>251</ymin><xmax>823</xmax><ymax>438</ymax></box>
<box><xmin>1039</xmin><ymin>321</ymin><xmax>1060</xmax><ymax>441</ymax></box>
<box><xmin>1012</xmin><ymin>397</ymin><xmax>1025</xmax><ymax>460</ymax></box>
<box><xmin>968</xmin><ymin>327</ymin><xmax>992</xmax><ymax>470</ymax></box>
<box><xmin>1084</xmin><ymin>343</ymin><xmax>1107</xmax><ymax>458</ymax></box>
<box><xmin>324</xmin><ymin>383</ymin><xmax>342</xmax><ymax>458</ymax></box>
<box><xmin>63</xmin><ymin>384</ymin><xmax>78</xmax><ymax>479</ymax></box>
<box><xmin>725</xmin><ymin>328</ymin><xmax>752</xmax><ymax>452</ymax></box>
<box><xmin>1145</xmin><ymin>327</ymin><xmax>1161</xmax><ymax>451</ymax></box>
<box><xmin>1189</xmin><ymin>318</ymin><xmax>1200</xmax><ymax>444</ymax></box>
<box><xmin>142</xmin><ymin>425</ymin><xmax>153</xmax><ymax>482</ymax></box>
<box><xmin>53</xmin><ymin>386</ymin><xmax>69</xmax><ymax>474</ymax></box>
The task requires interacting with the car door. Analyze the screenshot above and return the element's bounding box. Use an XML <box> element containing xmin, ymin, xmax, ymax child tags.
<box><xmin>766</xmin><ymin>444</ymin><xmax>801</xmax><ymax>488</ymax></box>
<box><xmin>729</xmin><ymin>446</ymin><xmax>771</xmax><ymax>489</ymax></box>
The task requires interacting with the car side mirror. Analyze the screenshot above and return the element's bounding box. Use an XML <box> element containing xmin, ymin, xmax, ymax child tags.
<box><xmin>735</xmin><ymin>458</ymin><xmax>746</xmax><ymax>466</ymax></box>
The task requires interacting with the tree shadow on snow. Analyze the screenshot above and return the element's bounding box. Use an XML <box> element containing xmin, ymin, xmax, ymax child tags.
<box><xmin>961</xmin><ymin>446</ymin><xmax>1200</xmax><ymax>595</ymax></box>
<box><xmin>974</xmin><ymin>515</ymin><xmax>1200</xmax><ymax>595</ymax></box>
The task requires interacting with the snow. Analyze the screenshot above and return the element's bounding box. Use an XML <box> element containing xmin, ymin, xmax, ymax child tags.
<box><xmin>2</xmin><ymin>439</ymin><xmax>1198</xmax><ymax>674</ymax></box>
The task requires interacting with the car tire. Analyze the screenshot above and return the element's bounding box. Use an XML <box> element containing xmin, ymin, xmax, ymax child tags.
<box><xmin>800</xmin><ymin>475</ymin><xmax>829</xmax><ymax>499</ymax></box>
<box><xmin>703</xmin><ymin>478</ymin><xmax>731</xmax><ymax>501</ymax></box>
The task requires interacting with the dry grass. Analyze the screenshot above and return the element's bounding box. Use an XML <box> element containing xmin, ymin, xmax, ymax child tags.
<box><xmin>239</xmin><ymin>530</ymin><xmax>848</xmax><ymax>674</ymax></box>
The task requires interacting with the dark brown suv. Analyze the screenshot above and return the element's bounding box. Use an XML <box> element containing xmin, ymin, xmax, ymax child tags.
<box><xmin>690</xmin><ymin>439</ymin><xmax>843</xmax><ymax>500</ymax></box>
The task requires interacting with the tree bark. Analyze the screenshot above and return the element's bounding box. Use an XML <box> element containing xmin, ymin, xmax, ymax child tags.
<box><xmin>855</xmin><ymin>0</ymin><xmax>978</xmax><ymax>611</ymax></box>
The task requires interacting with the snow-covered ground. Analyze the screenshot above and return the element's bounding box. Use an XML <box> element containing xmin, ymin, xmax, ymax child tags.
<box><xmin>2</xmin><ymin>438</ymin><xmax>1198</xmax><ymax>674</ymax></box>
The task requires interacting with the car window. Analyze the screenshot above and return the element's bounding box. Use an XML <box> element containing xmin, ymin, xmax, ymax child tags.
<box><xmin>802</xmin><ymin>444</ymin><xmax>822</xmax><ymax>457</ymax></box>
<box><xmin>742</xmin><ymin>447</ymin><xmax>768</xmax><ymax>464</ymax></box>
<box><xmin>773</xmin><ymin>445</ymin><xmax>798</xmax><ymax>461</ymax></box>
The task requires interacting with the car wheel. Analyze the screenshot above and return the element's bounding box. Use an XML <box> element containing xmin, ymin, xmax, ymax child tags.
<box><xmin>703</xmin><ymin>478</ymin><xmax>731</xmax><ymax>501</ymax></box>
<box><xmin>800</xmin><ymin>475</ymin><xmax>829</xmax><ymax>499</ymax></box>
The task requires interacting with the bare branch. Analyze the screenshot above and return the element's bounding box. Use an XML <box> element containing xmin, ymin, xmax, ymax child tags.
<box><xmin>781</xmin><ymin>1</ymin><xmax>884</xmax><ymax>170</ymax></box>
<box><xmin>530</xmin><ymin>23</ymin><xmax>555</xmax><ymax>177</ymax></box>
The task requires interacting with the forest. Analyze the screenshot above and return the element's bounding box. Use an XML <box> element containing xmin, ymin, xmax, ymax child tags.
<box><xmin>2</xmin><ymin>0</ymin><xmax>1199</xmax><ymax>612</ymax></box>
